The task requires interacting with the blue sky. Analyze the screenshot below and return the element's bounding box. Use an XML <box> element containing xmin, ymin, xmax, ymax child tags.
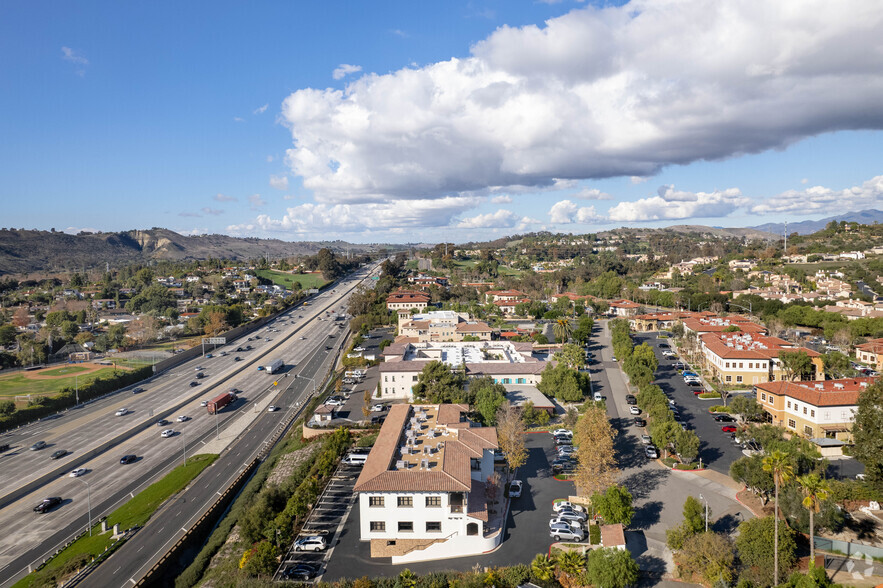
<box><xmin>2</xmin><ymin>0</ymin><xmax>882</xmax><ymax>244</ymax></box>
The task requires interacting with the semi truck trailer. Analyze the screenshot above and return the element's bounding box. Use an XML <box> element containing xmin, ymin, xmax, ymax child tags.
<box><xmin>207</xmin><ymin>392</ymin><xmax>236</xmax><ymax>414</ymax></box>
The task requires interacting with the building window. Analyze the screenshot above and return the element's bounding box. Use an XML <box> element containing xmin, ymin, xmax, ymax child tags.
<box><xmin>413</xmin><ymin>375</ymin><xmax>418</xmax><ymax>382</ymax></box>
<box><xmin>811</xmin><ymin>410</ymin><xmax>815</xmax><ymax>418</ymax></box>
<box><xmin>787</xmin><ymin>401</ymin><xmax>791</xmax><ymax>409</ymax></box>
<box><xmin>726</xmin><ymin>362</ymin><xmax>730</xmax><ymax>369</ymax></box>
<box><xmin>788</xmin><ymin>419</ymin><xmax>796</xmax><ymax>429</ymax></box>
<box><xmin>370</xmin><ymin>521</ymin><xmax>385</xmax><ymax>532</ymax></box>
<box><xmin>736</xmin><ymin>376</ymin><xmax>743</xmax><ymax>383</ymax></box>
<box><xmin>384</xmin><ymin>376</ymin><xmax>388</xmax><ymax>382</ymax></box>
<box><xmin>369</xmin><ymin>496</ymin><xmax>384</xmax><ymax>508</ymax></box>
<box><xmin>425</xmin><ymin>496</ymin><xmax>442</xmax><ymax>508</ymax></box>
<box><xmin>398</xmin><ymin>521</ymin><xmax>414</xmax><ymax>532</ymax></box>
<box><xmin>725</xmin><ymin>376</ymin><xmax>732</xmax><ymax>382</ymax></box>
<box><xmin>803</xmin><ymin>407</ymin><xmax>807</xmax><ymax>415</ymax></box>
<box><xmin>470</xmin><ymin>458</ymin><xmax>481</xmax><ymax>471</ymax></box>
<box><xmin>397</xmin><ymin>496</ymin><xmax>413</xmax><ymax>508</ymax></box>
<box><xmin>426</xmin><ymin>521</ymin><xmax>442</xmax><ymax>533</ymax></box>
<box><xmin>761</xmin><ymin>393</ymin><xmax>767</xmax><ymax>401</ymax></box>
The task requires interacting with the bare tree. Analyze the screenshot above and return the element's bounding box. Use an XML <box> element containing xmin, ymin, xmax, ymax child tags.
<box><xmin>496</xmin><ymin>402</ymin><xmax>527</xmax><ymax>482</ymax></box>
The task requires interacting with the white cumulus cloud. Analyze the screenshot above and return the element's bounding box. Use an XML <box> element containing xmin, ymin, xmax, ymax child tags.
<box><xmin>572</xmin><ymin>188</ymin><xmax>611</xmax><ymax>200</ymax></box>
<box><xmin>608</xmin><ymin>186</ymin><xmax>749</xmax><ymax>221</ymax></box>
<box><xmin>281</xmin><ymin>0</ymin><xmax>883</xmax><ymax>207</ymax></box>
<box><xmin>751</xmin><ymin>175</ymin><xmax>883</xmax><ymax>214</ymax></box>
<box><xmin>332</xmin><ymin>64</ymin><xmax>363</xmax><ymax>80</ymax></box>
<box><xmin>548</xmin><ymin>200</ymin><xmax>606</xmax><ymax>224</ymax></box>
<box><xmin>491</xmin><ymin>195</ymin><xmax>512</xmax><ymax>204</ymax></box>
<box><xmin>269</xmin><ymin>175</ymin><xmax>289</xmax><ymax>190</ymax></box>
<box><xmin>458</xmin><ymin>209</ymin><xmax>521</xmax><ymax>228</ymax></box>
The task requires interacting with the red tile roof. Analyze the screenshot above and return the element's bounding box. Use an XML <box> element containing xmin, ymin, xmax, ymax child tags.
<box><xmin>755</xmin><ymin>377</ymin><xmax>876</xmax><ymax>406</ymax></box>
<box><xmin>701</xmin><ymin>332</ymin><xmax>819</xmax><ymax>360</ymax></box>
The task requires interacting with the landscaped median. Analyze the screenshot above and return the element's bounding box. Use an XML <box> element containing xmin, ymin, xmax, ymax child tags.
<box><xmin>13</xmin><ymin>453</ymin><xmax>218</xmax><ymax>588</ymax></box>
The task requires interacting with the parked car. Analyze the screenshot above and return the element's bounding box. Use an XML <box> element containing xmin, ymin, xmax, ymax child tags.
<box><xmin>625</xmin><ymin>394</ymin><xmax>637</xmax><ymax>405</ymax></box>
<box><xmin>551</xmin><ymin>429</ymin><xmax>573</xmax><ymax>437</ymax></box>
<box><xmin>550</xmin><ymin>522</ymin><xmax>585</xmax><ymax>542</ymax></box>
<box><xmin>370</xmin><ymin>404</ymin><xmax>387</xmax><ymax>412</ymax></box>
<box><xmin>549</xmin><ymin>517</ymin><xmax>582</xmax><ymax>531</ymax></box>
<box><xmin>283</xmin><ymin>562</ymin><xmax>322</xmax><ymax>581</ymax></box>
<box><xmin>551</xmin><ymin>458</ymin><xmax>575</xmax><ymax>473</ymax></box>
<box><xmin>634</xmin><ymin>417</ymin><xmax>647</xmax><ymax>427</ymax></box>
<box><xmin>554</xmin><ymin>508</ymin><xmax>587</xmax><ymax>522</ymax></box>
<box><xmin>120</xmin><ymin>454</ymin><xmax>137</xmax><ymax>464</ymax></box>
<box><xmin>50</xmin><ymin>449</ymin><xmax>67</xmax><ymax>460</ymax></box>
<box><xmin>644</xmin><ymin>446</ymin><xmax>659</xmax><ymax>459</ymax></box>
<box><xmin>641</xmin><ymin>434</ymin><xmax>652</xmax><ymax>445</ymax></box>
<box><xmin>558</xmin><ymin>446</ymin><xmax>577</xmax><ymax>457</ymax></box>
<box><xmin>293</xmin><ymin>535</ymin><xmax>327</xmax><ymax>552</ymax></box>
<box><xmin>554</xmin><ymin>436</ymin><xmax>572</xmax><ymax>446</ymax></box>
<box><xmin>33</xmin><ymin>497</ymin><xmax>62</xmax><ymax>513</ymax></box>
<box><xmin>508</xmin><ymin>480</ymin><xmax>523</xmax><ymax>498</ymax></box>
<box><xmin>629</xmin><ymin>406</ymin><xmax>641</xmax><ymax>415</ymax></box>
<box><xmin>553</xmin><ymin>501</ymin><xmax>585</xmax><ymax>513</ymax></box>
<box><xmin>713</xmin><ymin>414</ymin><xmax>736</xmax><ymax>423</ymax></box>
<box><xmin>324</xmin><ymin>397</ymin><xmax>345</xmax><ymax>406</ymax></box>
<box><xmin>721</xmin><ymin>425</ymin><xmax>738</xmax><ymax>433</ymax></box>
<box><xmin>493</xmin><ymin>450</ymin><xmax>506</xmax><ymax>463</ymax></box>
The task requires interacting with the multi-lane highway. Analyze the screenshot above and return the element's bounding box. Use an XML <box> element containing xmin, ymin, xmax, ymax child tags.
<box><xmin>0</xmin><ymin>263</ymin><xmax>380</xmax><ymax>586</ymax></box>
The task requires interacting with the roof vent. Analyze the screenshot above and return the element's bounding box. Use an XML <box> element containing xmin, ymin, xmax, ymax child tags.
<box><xmin>860</xmin><ymin>382</ymin><xmax>868</xmax><ymax>388</ymax></box>
<box><xmin>420</xmin><ymin>458</ymin><xmax>429</xmax><ymax>470</ymax></box>
<box><xmin>834</xmin><ymin>383</ymin><xmax>844</xmax><ymax>389</ymax></box>
<box><xmin>815</xmin><ymin>383</ymin><xmax>824</xmax><ymax>390</ymax></box>
<box><xmin>396</xmin><ymin>460</ymin><xmax>407</xmax><ymax>470</ymax></box>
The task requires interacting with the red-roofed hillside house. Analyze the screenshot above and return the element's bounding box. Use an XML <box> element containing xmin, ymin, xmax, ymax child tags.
<box><xmin>387</xmin><ymin>290</ymin><xmax>430</xmax><ymax>312</ymax></box>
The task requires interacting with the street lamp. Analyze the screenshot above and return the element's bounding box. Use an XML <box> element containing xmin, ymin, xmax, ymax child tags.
<box><xmin>698</xmin><ymin>494</ymin><xmax>709</xmax><ymax>532</ymax></box>
<box><xmin>78</xmin><ymin>479</ymin><xmax>93</xmax><ymax>536</ymax></box>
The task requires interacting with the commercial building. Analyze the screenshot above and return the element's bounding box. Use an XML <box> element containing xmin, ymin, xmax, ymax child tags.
<box><xmin>353</xmin><ymin>403</ymin><xmax>502</xmax><ymax>563</ymax></box>
<box><xmin>701</xmin><ymin>332</ymin><xmax>823</xmax><ymax>386</ymax></box>
<box><xmin>379</xmin><ymin>341</ymin><xmax>553</xmax><ymax>400</ymax></box>
<box><xmin>755</xmin><ymin>377</ymin><xmax>876</xmax><ymax>448</ymax></box>
<box><xmin>608</xmin><ymin>299</ymin><xmax>641</xmax><ymax>318</ymax></box>
<box><xmin>855</xmin><ymin>338</ymin><xmax>883</xmax><ymax>370</ymax></box>
<box><xmin>387</xmin><ymin>290</ymin><xmax>431</xmax><ymax>312</ymax></box>
<box><xmin>396</xmin><ymin>310</ymin><xmax>493</xmax><ymax>343</ymax></box>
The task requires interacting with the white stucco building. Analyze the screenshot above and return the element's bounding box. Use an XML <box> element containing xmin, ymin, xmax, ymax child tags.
<box><xmin>354</xmin><ymin>404</ymin><xmax>502</xmax><ymax>563</ymax></box>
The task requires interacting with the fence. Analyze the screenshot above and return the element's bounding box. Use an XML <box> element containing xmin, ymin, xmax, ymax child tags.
<box><xmin>814</xmin><ymin>536</ymin><xmax>883</xmax><ymax>560</ymax></box>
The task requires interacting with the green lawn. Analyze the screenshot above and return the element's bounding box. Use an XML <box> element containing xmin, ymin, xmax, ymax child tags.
<box><xmin>255</xmin><ymin>269</ymin><xmax>329</xmax><ymax>290</ymax></box>
<box><xmin>0</xmin><ymin>368</ymin><xmax>120</xmax><ymax>399</ymax></box>
<box><xmin>14</xmin><ymin>454</ymin><xmax>218</xmax><ymax>588</ymax></box>
<box><xmin>451</xmin><ymin>260</ymin><xmax>522</xmax><ymax>277</ymax></box>
<box><xmin>39</xmin><ymin>366</ymin><xmax>91</xmax><ymax>377</ymax></box>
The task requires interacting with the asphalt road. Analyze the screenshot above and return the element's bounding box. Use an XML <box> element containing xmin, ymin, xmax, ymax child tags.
<box><xmin>0</xmin><ymin>265</ymin><xmax>380</xmax><ymax>586</ymax></box>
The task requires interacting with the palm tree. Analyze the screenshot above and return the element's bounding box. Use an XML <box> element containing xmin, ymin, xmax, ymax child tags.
<box><xmin>763</xmin><ymin>450</ymin><xmax>794</xmax><ymax>585</ymax></box>
<box><xmin>531</xmin><ymin>553</ymin><xmax>556</xmax><ymax>582</ymax></box>
<box><xmin>557</xmin><ymin>550</ymin><xmax>587</xmax><ymax>584</ymax></box>
<box><xmin>798</xmin><ymin>472</ymin><xmax>830</xmax><ymax>567</ymax></box>
<box><xmin>554</xmin><ymin>317</ymin><xmax>573</xmax><ymax>344</ymax></box>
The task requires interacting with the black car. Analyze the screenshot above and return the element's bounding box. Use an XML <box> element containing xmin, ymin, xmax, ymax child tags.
<box><xmin>156</xmin><ymin>419</ymin><xmax>170</xmax><ymax>426</ymax></box>
<box><xmin>50</xmin><ymin>450</ymin><xmax>67</xmax><ymax>460</ymax></box>
<box><xmin>714</xmin><ymin>414</ymin><xmax>736</xmax><ymax>423</ymax></box>
<box><xmin>120</xmin><ymin>454</ymin><xmax>137</xmax><ymax>464</ymax></box>
<box><xmin>236</xmin><ymin>347</ymin><xmax>244</xmax><ymax>352</ymax></box>
<box><xmin>283</xmin><ymin>562</ymin><xmax>322</xmax><ymax>581</ymax></box>
<box><xmin>234</xmin><ymin>356</ymin><xmax>242</xmax><ymax>361</ymax></box>
<box><xmin>189</xmin><ymin>381</ymin><xmax>199</xmax><ymax>387</ymax></box>
<box><xmin>634</xmin><ymin>417</ymin><xmax>647</xmax><ymax>427</ymax></box>
<box><xmin>34</xmin><ymin>497</ymin><xmax>62</xmax><ymax>513</ymax></box>
<box><xmin>625</xmin><ymin>394</ymin><xmax>637</xmax><ymax>405</ymax></box>
<box><xmin>686</xmin><ymin>380</ymin><xmax>701</xmax><ymax>387</ymax></box>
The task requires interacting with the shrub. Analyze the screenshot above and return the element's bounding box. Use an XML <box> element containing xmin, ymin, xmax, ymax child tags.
<box><xmin>698</xmin><ymin>392</ymin><xmax>722</xmax><ymax>399</ymax></box>
<box><xmin>709</xmin><ymin>405</ymin><xmax>733</xmax><ymax>413</ymax></box>
<box><xmin>589</xmin><ymin>524</ymin><xmax>601</xmax><ymax>545</ymax></box>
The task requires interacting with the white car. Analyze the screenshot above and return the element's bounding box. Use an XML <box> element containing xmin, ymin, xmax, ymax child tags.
<box><xmin>641</xmin><ymin>434</ymin><xmax>653</xmax><ymax>445</ymax></box>
<box><xmin>299</xmin><ymin>336</ymin><xmax>306</xmax><ymax>340</ymax></box>
<box><xmin>161</xmin><ymin>429</ymin><xmax>175</xmax><ymax>438</ymax></box>
<box><xmin>353</xmin><ymin>346</ymin><xmax>366</xmax><ymax>352</ymax></box>
<box><xmin>558</xmin><ymin>446</ymin><xmax>576</xmax><ymax>457</ymax></box>
<box><xmin>115</xmin><ymin>408</ymin><xmax>129</xmax><ymax>416</ymax></box>
<box><xmin>200</xmin><ymin>400</ymin><xmax>208</xmax><ymax>407</ymax></box>
<box><xmin>69</xmin><ymin>468</ymin><xmax>87</xmax><ymax>478</ymax></box>
<box><xmin>549</xmin><ymin>516</ymin><xmax>582</xmax><ymax>531</ymax></box>
<box><xmin>268</xmin><ymin>405</ymin><xmax>280</xmax><ymax>412</ymax></box>
<box><xmin>176</xmin><ymin>415</ymin><xmax>190</xmax><ymax>422</ymax></box>
<box><xmin>508</xmin><ymin>479</ymin><xmax>523</xmax><ymax>498</ymax></box>
<box><xmin>293</xmin><ymin>535</ymin><xmax>327</xmax><ymax>552</ymax></box>
<box><xmin>370</xmin><ymin>404</ymin><xmax>386</xmax><ymax>412</ymax></box>
<box><xmin>324</xmin><ymin>398</ymin><xmax>345</xmax><ymax>406</ymax></box>
<box><xmin>195</xmin><ymin>366</ymin><xmax>203</xmax><ymax>371</ymax></box>
<box><xmin>553</xmin><ymin>501</ymin><xmax>585</xmax><ymax>513</ymax></box>
<box><xmin>629</xmin><ymin>406</ymin><xmax>641</xmax><ymax>415</ymax></box>
<box><xmin>551</xmin><ymin>429</ymin><xmax>573</xmax><ymax>437</ymax></box>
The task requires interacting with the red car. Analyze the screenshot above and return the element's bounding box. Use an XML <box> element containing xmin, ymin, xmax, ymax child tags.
<box><xmin>721</xmin><ymin>425</ymin><xmax>738</xmax><ymax>433</ymax></box>
<box><xmin>693</xmin><ymin>389</ymin><xmax>704</xmax><ymax>395</ymax></box>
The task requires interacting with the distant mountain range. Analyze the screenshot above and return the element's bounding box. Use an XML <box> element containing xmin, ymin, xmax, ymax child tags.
<box><xmin>751</xmin><ymin>209</ymin><xmax>883</xmax><ymax>236</ymax></box>
<box><xmin>0</xmin><ymin>228</ymin><xmax>389</xmax><ymax>276</ymax></box>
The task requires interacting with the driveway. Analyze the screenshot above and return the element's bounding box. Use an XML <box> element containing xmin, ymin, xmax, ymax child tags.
<box><xmin>322</xmin><ymin>433</ymin><xmax>576</xmax><ymax>582</ymax></box>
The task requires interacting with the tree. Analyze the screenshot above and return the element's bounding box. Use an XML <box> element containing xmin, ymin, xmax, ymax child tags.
<box><xmin>667</xmin><ymin>496</ymin><xmax>713</xmax><ymax>550</ymax></box>
<box><xmin>778</xmin><ymin>350</ymin><xmax>814</xmax><ymax>381</ymax></box>
<box><xmin>821</xmin><ymin>351</ymin><xmax>853</xmax><ymax>379</ymax></box>
<box><xmin>472</xmin><ymin>377</ymin><xmax>507</xmax><ymax>425</ymax></box>
<box><xmin>675</xmin><ymin>429</ymin><xmax>700</xmax><ymax>464</ymax></box>
<box><xmin>735</xmin><ymin>516</ymin><xmax>797</xmax><ymax>587</ymax></box>
<box><xmin>412</xmin><ymin>361</ymin><xmax>466</xmax><ymax>403</ymax></box>
<box><xmin>677</xmin><ymin>532</ymin><xmax>735</xmax><ymax>585</ymax></box>
<box><xmin>574</xmin><ymin>404</ymin><xmax>619</xmax><ymax>496</ymax></box>
<box><xmin>584</xmin><ymin>547</ymin><xmax>639</xmax><ymax>588</ymax></box>
<box><xmin>531</xmin><ymin>553</ymin><xmax>556</xmax><ymax>582</ymax></box>
<box><xmin>763</xmin><ymin>450</ymin><xmax>795</xmax><ymax>585</ymax></box>
<box><xmin>537</xmin><ymin>363</ymin><xmax>588</xmax><ymax>403</ymax></box>
<box><xmin>556</xmin><ymin>550</ymin><xmax>586</xmax><ymax>586</ymax></box>
<box><xmin>496</xmin><ymin>402</ymin><xmax>527</xmax><ymax>477</ymax></box>
<box><xmin>649</xmin><ymin>419</ymin><xmax>681</xmax><ymax>458</ymax></box>
<box><xmin>591</xmin><ymin>485</ymin><xmax>634</xmax><ymax>526</ymax></box>
<box><xmin>0</xmin><ymin>400</ymin><xmax>14</xmax><ymax>416</ymax></box>
<box><xmin>554</xmin><ymin>343</ymin><xmax>586</xmax><ymax>370</ymax></box>
<box><xmin>562</xmin><ymin>406</ymin><xmax>579</xmax><ymax>430</ymax></box>
<box><xmin>730</xmin><ymin>395</ymin><xmax>765</xmax><ymax>422</ymax></box>
<box><xmin>797</xmin><ymin>473</ymin><xmax>831</xmax><ymax>566</ymax></box>
<box><xmin>852</xmin><ymin>379</ymin><xmax>883</xmax><ymax>494</ymax></box>
<box><xmin>0</xmin><ymin>324</ymin><xmax>18</xmax><ymax>346</ymax></box>
<box><xmin>553</xmin><ymin>317</ymin><xmax>573</xmax><ymax>343</ymax></box>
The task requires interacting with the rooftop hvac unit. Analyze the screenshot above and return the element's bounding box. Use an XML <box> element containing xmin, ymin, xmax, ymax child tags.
<box><xmin>420</xmin><ymin>458</ymin><xmax>429</xmax><ymax>470</ymax></box>
<box><xmin>815</xmin><ymin>383</ymin><xmax>824</xmax><ymax>390</ymax></box>
<box><xmin>396</xmin><ymin>460</ymin><xmax>407</xmax><ymax>469</ymax></box>
<box><xmin>834</xmin><ymin>383</ymin><xmax>844</xmax><ymax>389</ymax></box>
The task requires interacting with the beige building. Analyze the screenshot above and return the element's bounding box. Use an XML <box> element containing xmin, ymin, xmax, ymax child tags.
<box><xmin>755</xmin><ymin>377</ymin><xmax>876</xmax><ymax>444</ymax></box>
<box><xmin>856</xmin><ymin>338</ymin><xmax>883</xmax><ymax>370</ymax></box>
<box><xmin>701</xmin><ymin>332</ymin><xmax>823</xmax><ymax>386</ymax></box>
<box><xmin>387</xmin><ymin>290</ymin><xmax>431</xmax><ymax>312</ymax></box>
<box><xmin>397</xmin><ymin>310</ymin><xmax>492</xmax><ymax>343</ymax></box>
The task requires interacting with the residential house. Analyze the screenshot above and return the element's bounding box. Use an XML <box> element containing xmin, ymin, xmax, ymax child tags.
<box><xmin>387</xmin><ymin>290</ymin><xmax>431</xmax><ymax>312</ymax></box>
<box><xmin>608</xmin><ymin>299</ymin><xmax>641</xmax><ymax>318</ymax></box>
<box><xmin>855</xmin><ymin>338</ymin><xmax>883</xmax><ymax>371</ymax></box>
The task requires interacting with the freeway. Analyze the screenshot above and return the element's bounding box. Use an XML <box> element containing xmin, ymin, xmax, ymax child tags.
<box><xmin>0</xmin><ymin>264</ymin><xmax>380</xmax><ymax>586</ymax></box>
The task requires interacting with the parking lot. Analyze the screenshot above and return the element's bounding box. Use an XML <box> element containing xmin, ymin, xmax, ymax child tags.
<box><xmin>320</xmin><ymin>433</ymin><xmax>577</xmax><ymax>583</ymax></box>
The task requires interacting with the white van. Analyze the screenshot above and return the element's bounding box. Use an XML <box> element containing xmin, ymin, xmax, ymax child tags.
<box><xmin>343</xmin><ymin>453</ymin><xmax>368</xmax><ymax>466</ymax></box>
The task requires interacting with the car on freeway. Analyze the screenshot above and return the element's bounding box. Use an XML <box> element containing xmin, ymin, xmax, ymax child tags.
<box><xmin>293</xmin><ymin>535</ymin><xmax>327</xmax><ymax>552</ymax></box>
<box><xmin>120</xmin><ymin>454</ymin><xmax>137</xmax><ymax>464</ymax></box>
<box><xmin>644</xmin><ymin>446</ymin><xmax>659</xmax><ymax>459</ymax></box>
<box><xmin>283</xmin><ymin>562</ymin><xmax>322</xmax><ymax>581</ymax></box>
<box><xmin>553</xmin><ymin>501</ymin><xmax>585</xmax><ymax>513</ymax></box>
<box><xmin>267</xmin><ymin>405</ymin><xmax>279</xmax><ymax>412</ymax></box>
<box><xmin>370</xmin><ymin>404</ymin><xmax>387</xmax><ymax>412</ymax></box>
<box><xmin>299</xmin><ymin>336</ymin><xmax>306</xmax><ymax>340</ymax></box>
<box><xmin>634</xmin><ymin>417</ymin><xmax>647</xmax><ymax>427</ymax></box>
<box><xmin>33</xmin><ymin>497</ymin><xmax>63</xmax><ymax>513</ymax></box>
<box><xmin>69</xmin><ymin>468</ymin><xmax>87</xmax><ymax>477</ymax></box>
<box><xmin>550</xmin><ymin>522</ymin><xmax>585</xmax><ymax>542</ymax></box>
<box><xmin>629</xmin><ymin>406</ymin><xmax>641</xmax><ymax>415</ymax></box>
<box><xmin>132</xmin><ymin>387</ymin><xmax>144</xmax><ymax>394</ymax></box>
<box><xmin>189</xmin><ymin>381</ymin><xmax>199</xmax><ymax>387</ymax></box>
<box><xmin>625</xmin><ymin>394</ymin><xmax>637</xmax><ymax>405</ymax></box>
<box><xmin>195</xmin><ymin>366</ymin><xmax>203</xmax><ymax>371</ymax></box>
<box><xmin>156</xmin><ymin>419</ymin><xmax>170</xmax><ymax>426</ymax></box>
<box><xmin>176</xmin><ymin>415</ymin><xmax>190</xmax><ymax>422</ymax></box>
<box><xmin>236</xmin><ymin>347</ymin><xmax>244</xmax><ymax>352</ymax></box>
<box><xmin>50</xmin><ymin>449</ymin><xmax>67</xmax><ymax>459</ymax></box>
<box><xmin>508</xmin><ymin>479</ymin><xmax>523</xmax><ymax>498</ymax></box>
<box><xmin>551</xmin><ymin>429</ymin><xmax>573</xmax><ymax>437</ymax></box>
<box><xmin>721</xmin><ymin>425</ymin><xmax>738</xmax><ymax>433</ymax></box>
<box><xmin>160</xmin><ymin>429</ymin><xmax>175</xmax><ymax>438</ymax></box>
<box><xmin>713</xmin><ymin>414</ymin><xmax>736</xmax><ymax>423</ymax></box>
<box><xmin>205</xmin><ymin>353</ymin><xmax>213</xmax><ymax>358</ymax></box>
<box><xmin>641</xmin><ymin>434</ymin><xmax>652</xmax><ymax>445</ymax></box>
<box><xmin>115</xmin><ymin>408</ymin><xmax>129</xmax><ymax>416</ymax></box>
<box><xmin>29</xmin><ymin>441</ymin><xmax>47</xmax><ymax>451</ymax></box>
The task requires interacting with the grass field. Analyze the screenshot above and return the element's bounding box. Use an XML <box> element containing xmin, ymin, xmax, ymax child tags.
<box><xmin>38</xmin><ymin>366</ymin><xmax>91</xmax><ymax>377</ymax></box>
<box><xmin>255</xmin><ymin>269</ymin><xmax>329</xmax><ymax>290</ymax></box>
<box><xmin>452</xmin><ymin>259</ymin><xmax>523</xmax><ymax>277</ymax></box>
<box><xmin>14</xmin><ymin>453</ymin><xmax>218</xmax><ymax>588</ymax></box>
<box><xmin>0</xmin><ymin>368</ymin><xmax>120</xmax><ymax>399</ymax></box>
